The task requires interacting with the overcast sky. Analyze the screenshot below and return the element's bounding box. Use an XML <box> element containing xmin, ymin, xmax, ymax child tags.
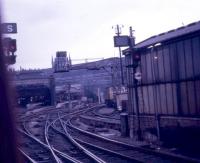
<box><xmin>2</xmin><ymin>0</ymin><xmax>200</xmax><ymax>69</ymax></box>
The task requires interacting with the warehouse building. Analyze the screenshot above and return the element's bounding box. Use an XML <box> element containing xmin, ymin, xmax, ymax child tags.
<box><xmin>124</xmin><ymin>21</ymin><xmax>200</xmax><ymax>149</ymax></box>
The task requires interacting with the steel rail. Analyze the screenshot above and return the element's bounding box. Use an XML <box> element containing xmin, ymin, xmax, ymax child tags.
<box><xmin>45</xmin><ymin>117</ymin><xmax>62</xmax><ymax>163</ymax></box>
<box><xmin>74</xmin><ymin>138</ymin><xmax>142</xmax><ymax>162</ymax></box>
<box><xmin>18</xmin><ymin>127</ymin><xmax>81</xmax><ymax>163</ymax></box>
<box><xmin>67</xmin><ymin>118</ymin><xmax>200</xmax><ymax>163</ymax></box>
<box><xmin>58</xmin><ymin>114</ymin><xmax>106</xmax><ymax>163</ymax></box>
<box><xmin>53</xmin><ymin>119</ymin><xmax>141</xmax><ymax>162</ymax></box>
<box><xmin>58</xmin><ymin>104</ymin><xmax>106</xmax><ymax>119</ymax></box>
<box><xmin>46</xmin><ymin>108</ymin><xmax>107</xmax><ymax>163</ymax></box>
<box><xmin>19</xmin><ymin>106</ymin><xmax>54</xmax><ymax>120</ymax></box>
<box><xmin>91</xmin><ymin>108</ymin><xmax>120</xmax><ymax>120</ymax></box>
<box><xmin>18</xmin><ymin>147</ymin><xmax>37</xmax><ymax>163</ymax></box>
<box><xmin>19</xmin><ymin>104</ymin><xmax>105</xmax><ymax>163</ymax></box>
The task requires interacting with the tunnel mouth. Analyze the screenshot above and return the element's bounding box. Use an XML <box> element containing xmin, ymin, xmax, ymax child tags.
<box><xmin>16</xmin><ymin>85</ymin><xmax>51</xmax><ymax>107</ymax></box>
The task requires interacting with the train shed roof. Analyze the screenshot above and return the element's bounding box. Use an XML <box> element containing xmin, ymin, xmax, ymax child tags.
<box><xmin>135</xmin><ymin>20</ymin><xmax>200</xmax><ymax>49</ymax></box>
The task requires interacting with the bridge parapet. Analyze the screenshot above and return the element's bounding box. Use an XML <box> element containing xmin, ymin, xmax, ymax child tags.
<box><xmin>12</xmin><ymin>78</ymin><xmax>49</xmax><ymax>87</ymax></box>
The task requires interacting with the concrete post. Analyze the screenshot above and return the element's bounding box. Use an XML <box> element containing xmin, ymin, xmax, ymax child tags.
<box><xmin>129</xmin><ymin>114</ymin><xmax>134</xmax><ymax>138</ymax></box>
<box><xmin>97</xmin><ymin>88</ymin><xmax>101</xmax><ymax>104</ymax></box>
<box><xmin>120</xmin><ymin>113</ymin><xmax>129</xmax><ymax>137</ymax></box>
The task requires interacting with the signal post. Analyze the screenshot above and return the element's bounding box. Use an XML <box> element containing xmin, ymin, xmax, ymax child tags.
<box><xmin>1</xmin><ymin>23</ymin><xmax>17</xmax><ymax>65</ymax></box>
<box><xmin>113</xmin><ymin>26</ymin><xmax>142</xmax><ymax>140</ymax></box>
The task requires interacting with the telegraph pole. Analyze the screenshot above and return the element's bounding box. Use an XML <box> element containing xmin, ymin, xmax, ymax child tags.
<box><xmin>114</xmin><ymin>24</ymin><xmax>124</xmax><ymax>85</ymax></box>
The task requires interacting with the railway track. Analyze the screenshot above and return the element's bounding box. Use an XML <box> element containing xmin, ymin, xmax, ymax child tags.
<box><xmin>47</xmin><ymin>112</ymin><xmax>105</xmax><ymax>163</ymax></box>
<box><xmin>51</xmin><ymin>113</ymin><xmax>134</xmax><ymax>163</ymax></box>
<box><xmin>18</xmin><ymin>104</ymin><xmax>107</xmax><ymax>163</ymax></box>
<box><xmin>19</xmin><ymin>120</ymin><xmax>88</xmax><ymax>162</ymax></box>
<box><xmin>18</xmin><ymin>104</ymin><xmax>199</xmax><ymax>162</ymax></box>
<box><xmin>77</xmin><ymin>107</ymin><xmax>200</xmax><ymax>162</ymax></box>
<box><xmin>18</xmin><ymin>148</ymin><xmax>37</xmax><ymax>163</ymax></box>
<box><xmin>65</xmin><ymin>116</ymin><xmax>199</xmax><ymax>163</ymax></box>
<box><xmin>84</xmin><ymin>106</ymin><xmax>119</xmax><ymax>120</ymax></box>
<box><xmin>18</xmin><ymin>128</ymin><xmax>57</xmax><ymax>162</ymax></box>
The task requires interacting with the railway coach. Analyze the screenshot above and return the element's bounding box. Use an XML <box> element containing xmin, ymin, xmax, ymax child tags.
<box><xmin>124</xmin><ymin>21</ymin><xmax>200</xmax><ymax>149</ymax></box>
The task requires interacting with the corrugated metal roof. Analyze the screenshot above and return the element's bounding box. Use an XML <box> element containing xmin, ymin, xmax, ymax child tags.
<box><xmin>135</xmin><ymin>21</ymin><xmax>200</xmax><ymax>49</ymax></box>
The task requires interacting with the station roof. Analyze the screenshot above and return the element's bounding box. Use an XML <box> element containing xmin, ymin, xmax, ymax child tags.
<box><xmin>135</xmin><ymin>20</ymin><xmax>200</xmax><ymax>49</ymax></box>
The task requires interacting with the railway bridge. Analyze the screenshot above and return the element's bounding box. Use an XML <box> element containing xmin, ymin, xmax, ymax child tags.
<box><xmin>12</xmin><ymin>75</ymin><xmax>55</xmax><ymax>107</ymax></box>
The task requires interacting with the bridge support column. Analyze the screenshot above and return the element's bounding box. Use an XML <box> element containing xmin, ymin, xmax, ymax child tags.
<box><xmin>49</xmin><ymin>75</ymin><xmax>56</xmax><ymax>106</ymax></box>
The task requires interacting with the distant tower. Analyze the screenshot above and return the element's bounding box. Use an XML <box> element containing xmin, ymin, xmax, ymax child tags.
<box><xmin>53</xmin><ymin>51</ymin><xmax>70</xmax><ymax>72</ymax></box>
